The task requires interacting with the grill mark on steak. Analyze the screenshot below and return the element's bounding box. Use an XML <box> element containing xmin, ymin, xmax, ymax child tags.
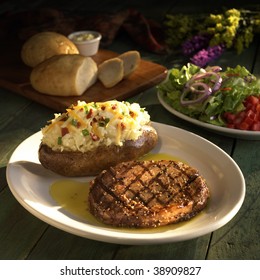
<box><xmin>89</xmin><ymin>160</ymin><xmax>210</xmax><ymax>228</ymax></box>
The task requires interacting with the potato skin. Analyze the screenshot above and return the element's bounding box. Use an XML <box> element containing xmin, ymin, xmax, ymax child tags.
<box><xmin>38</xmin><ymin>127</ymin><xmax>158</xmax><ymax>177</ymax></box>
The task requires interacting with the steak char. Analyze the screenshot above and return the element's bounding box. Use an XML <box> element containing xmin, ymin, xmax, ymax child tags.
<box><xmin>89</xmin><ymin>160</ymin><xmax>210</xmax><ymax>228</ymax></box>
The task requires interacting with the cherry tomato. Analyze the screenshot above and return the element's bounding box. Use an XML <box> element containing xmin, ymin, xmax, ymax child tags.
<box><xmin>223</xmin><ymin>95</ymin><xmax>260</xmax><ymax>131</ymax></box>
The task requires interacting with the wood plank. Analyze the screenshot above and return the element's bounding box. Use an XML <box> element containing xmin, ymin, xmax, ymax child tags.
<box><xmin>0</xmin><ymin>168</ymin><xmax>7</xmax><ymax>192</ymax></box>
<box><xmin>0</xmin><ymin>92</ymin><xmax>54</xmax><ymax>167</ymax></box>
<box><xmin>0</xmin><ymin>89</ymin><xmax>31</xmax><ymax>131</ymax></box>
<box><xmin>206</xmin><ymin>36</ymin><xmax>260</xmax><ymax>260</ymax></box>
<box><xmin>0</xmin><ymin>47</ymin><xmax>167</xmax><ymax>112</ymax></box>
<box><xmin>0</xmin><ymin>91</ymin><xmax>33</xmax><ymax>168</ymax></box>
<box><xmin>114</xmin><ymin>236</ymin><xmax>211</xmax><ymax>260</ymax></box>
<box><xmin>0</xmin><ymin>95</ymin><xmax>53</xmax><ymax>259</ymax></box>
<box><xmin>27</xmin><ymin>227</ymin><xmax>119</xmax><ymax>260</ymax></box>
<box><xmin>207</xmin><ymin>139</ymin><xmax>260</xmax><ymax>259</ymax></box>
<box><xmin>28</xmin><ymin>231</ymin><xmax>211</xmax><ymax>260</ymax></box>
<box><xmin>0</xmin><ymin>184</ymin><xmax>48</xmax><ymax>260</ymax></box>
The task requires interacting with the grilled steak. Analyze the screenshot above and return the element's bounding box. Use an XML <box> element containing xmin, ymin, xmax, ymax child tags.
<box><xmin>88</xmin><ymin>160</ymin><xmax>210</xmax><ymax>228</ymax></box>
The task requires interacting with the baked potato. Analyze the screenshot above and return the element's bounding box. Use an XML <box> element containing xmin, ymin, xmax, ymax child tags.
<box><xmin>39</xmin><ymin>126</ymin><xmax>157</xmax><ymax>176</ymax></box>
<box><xmin>38</xmin><ymin>101</ymin><xmax>158</xmax><ymax>176</ymax></box>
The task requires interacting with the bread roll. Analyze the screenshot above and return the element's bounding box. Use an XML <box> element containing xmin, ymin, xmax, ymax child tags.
<box><xmin>21</xmin><ymin>31</ymin><xmax>79</xmax><ymax>67</ymax></box>
<box><xmin>98</xmin><ymin>57</ymin><xmax>124</xmax><ymax>88</ymax></box>
<box><xmin>30</xmin><ymin>54</ymin><xmax>97</xmax><ymax>96</ymax></box>
<box><xmin>118</xmin><ymin>50</ymin><xmax>140</xmax><ymax>77</ymax></box>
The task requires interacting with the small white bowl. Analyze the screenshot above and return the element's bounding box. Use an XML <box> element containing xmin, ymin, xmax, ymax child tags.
<box><xmin>68</xmin><ymin>31</ymin><xmax>102</xmax><ymax>56</ymax></box>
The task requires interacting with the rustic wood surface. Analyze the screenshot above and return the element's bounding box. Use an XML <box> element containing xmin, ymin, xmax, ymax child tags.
<box><xmin>0</xmin><ymin>49</ymin><xmax>167</xmax><ymax>112</ymax></box>
<box><xmin>0</xmin><ymin>0</ymin><xmax>259</xmax><ymax>260</ymax></box>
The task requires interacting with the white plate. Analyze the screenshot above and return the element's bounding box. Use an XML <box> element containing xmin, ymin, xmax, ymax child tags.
<box><xmin>6</xmin><ymin>122</ymin><xmax>245</xmax><ymax>245</ymax></box>
<box><xmin>158</xmin><ymin>91</ymin><xmax>260</xmax><ymax>140</ymax></box>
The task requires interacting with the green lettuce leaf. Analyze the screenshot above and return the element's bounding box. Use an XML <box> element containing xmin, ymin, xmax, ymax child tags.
<box><xmin>157</xmin><ymin>63</ymin><xmax>260</xmax><ymax>127</ymax></box>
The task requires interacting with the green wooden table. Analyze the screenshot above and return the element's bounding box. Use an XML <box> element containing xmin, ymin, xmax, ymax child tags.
<box><xmin>0</xmin><ymin>0</ymin><xmax>259</xmax><ymax>260</ymax></box>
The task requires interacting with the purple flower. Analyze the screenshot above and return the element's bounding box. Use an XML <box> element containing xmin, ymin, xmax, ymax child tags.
<box><xmin>182</xmin><ymin>34</ymin><xmax>211</xmax><ymax>56</ymax></box>
<box><xmin>207</xmin><ymin>44</ymin><xmax>225</xmax><ymax>59</ymax></box>
<box><xmin>190</xmin><ymin>44</ymin><xmax>225</xmax><ymax>67</ymax></box>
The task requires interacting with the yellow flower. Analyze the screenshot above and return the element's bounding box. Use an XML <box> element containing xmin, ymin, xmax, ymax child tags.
<box><xmin>207</xmin><ymin>27</ymin><xmax>216</xmax><ymax>34</ymax></box>
<box><xmin>226</xmin><ymin>26</ymin><xmax>236</xmax><ymax>37</ymax></box>
<box><xmin>210</xmin><ymin>14</ymin><xmax>223</xmax><ymax>23</ymax></box>
<box><xmin>227</xmin><ymin>15</ymin><xmax>240</xmax><ymax>28</ymax></box>
<box><xmin>216</xmin><ymin>23</ymin><xmax>223</xmax><ymax>32</ymax></box>
<box><xmin>225</xmin><ymin>8</ymin><xmax>240</xmax><ymax>18</ymax></box>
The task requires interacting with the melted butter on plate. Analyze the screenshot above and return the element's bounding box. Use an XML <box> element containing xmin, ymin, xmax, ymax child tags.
<box><xmin>50</xmin><ymin>153</ymin><xmax>194</xmax><ymax>232</ymax></box>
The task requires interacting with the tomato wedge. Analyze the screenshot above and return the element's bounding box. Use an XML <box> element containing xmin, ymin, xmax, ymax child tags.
<box><xmin>223</xmin><ymin>95</ymin><xmax>260</xmax><ymax>131</ymax></box>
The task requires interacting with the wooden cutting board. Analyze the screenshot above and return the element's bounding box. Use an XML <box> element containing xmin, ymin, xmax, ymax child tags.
<box><xmin>0</xmin><ymin>46</ymin><xmax>167</xmax><ymax>112</ymax></box>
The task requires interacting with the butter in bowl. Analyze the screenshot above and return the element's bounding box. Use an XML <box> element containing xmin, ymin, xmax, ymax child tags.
<box><xmin>68</xmin><ymin>31</ymin><xmax>102</xmax><ymax>56</ymax></box>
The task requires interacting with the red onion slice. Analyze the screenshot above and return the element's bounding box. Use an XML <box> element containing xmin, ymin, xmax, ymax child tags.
<box><xmin>180</xmin><ymin>83</ymin><xmax>212</xmax><ymax>106</ymax></box>
<box><xmin>206</xmin><ymin>66</ymin><xmax>222</xmax><ymax>72</ymax></box>
<box><xmin>180</xmin><ymin>69</ymin><xmax>223</xmax><ymax>106</ymax></box>
<box><xmin>187</xmin><ymin>71</ymin><xmax>222</xmax><ymax>90</ymax></box>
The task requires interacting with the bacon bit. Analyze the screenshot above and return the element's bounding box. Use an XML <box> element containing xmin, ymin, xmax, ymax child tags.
<box><xmin>101</xmin><ymin>105</ymin><xmax>106</xmax><ymax>110</ymax></box>
<box><xmin>60</xmin><ymin>116</ymin><xmax>68</xmax><ymax>122</ymax></box>
<box><xmin>86</xmin><ymin>108</ymin><xmax>93</xmax><ymax>118</ymax></box>
<box><xmin>220</xmin><ymin>87</ymin><xmax>232</xmax><ymax>91</ymax></box>
<box><xmin>61</xmin><ymin>127</ymin><xmax>69</xmax><ymax>137</ymax></box>
<box><xmin>90</xmin><ymin>133</ymin><xmax>100</xmax><ymax>141</ymax></box>
<box><xmin>129</xmin><ymin>111</ymin><xmax>136</xmax><ymax>118</ymax></box>
<box><xmin>121</xmin><ymin>122</ymin><xmax>126</xmax><ymax>130</ymax></box>
<box><xmin>226</xmin><ymin>73</ymin><xmax>240</xmax><ymax>77</ymax></box>
<box><xmin>111</xmin><ymin>104</ymin><xmax>117</xmax><ymax>110</ymax></box>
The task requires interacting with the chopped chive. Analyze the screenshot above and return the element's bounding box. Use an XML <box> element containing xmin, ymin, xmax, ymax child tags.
<box><xmin>71</xmin><ymin>119</ymin><xmax>78</xmax><ymax>126</ymax></box>
<box><xmin>82</xmin><ymin>129</ymin><xmax>89</xmax><ymax>136</ymax></box>
<box><xmin>84</xmin><ymin>105</ymin><xmax>89</xmax><ymax>114</ymax></box>
<box><xmin>99</xmin><ymin>117</ymin><xmax>110</xmax><ymax>127</ymax></box>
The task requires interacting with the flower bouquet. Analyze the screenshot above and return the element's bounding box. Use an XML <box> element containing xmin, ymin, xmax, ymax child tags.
<box><xmin>164</xmin><ymin>8</ymin><xmax>260</xmax><ymax>67</ymax></box>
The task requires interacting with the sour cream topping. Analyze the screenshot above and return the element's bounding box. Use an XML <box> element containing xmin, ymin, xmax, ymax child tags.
<box><xmin>41</xmin><ymin>100</ymin><xmax>151</xmax><ymax>152</ymax></box>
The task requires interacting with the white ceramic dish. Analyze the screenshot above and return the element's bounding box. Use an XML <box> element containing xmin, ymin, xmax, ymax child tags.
<box><xmin>68</xmin><ymin>30</ymin><xmax>102</xmax><ymax>56</ymax></box>
<box><xmin>158</xmin><ymin>91</ymin><xmax>260</xmax><ymax>140</ymax></box>
<box><xmin>6</xmin><ymin>122</ymin><xmax>245</xmax><ymax>245</ymax></box>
